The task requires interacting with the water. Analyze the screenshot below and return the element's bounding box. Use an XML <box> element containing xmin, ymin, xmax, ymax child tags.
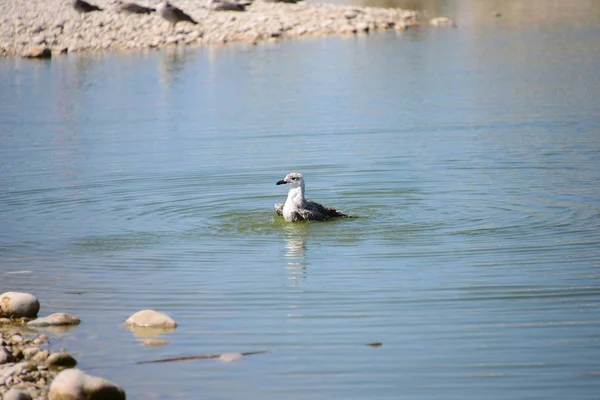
<box><xmin>1</xmin><ymin>1</ymin><xmax>600</xmax><ymax>399</ymax></box>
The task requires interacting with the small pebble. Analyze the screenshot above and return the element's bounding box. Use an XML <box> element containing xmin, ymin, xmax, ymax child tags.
<box><xmin>219</xmin><ymin>352</ymin><xmax>244</xmax><ymax>362</ymax></box>
<box><xmin>11</xmin><ymin>335</ymin><xmax>24</xmax><ymax>344</ymax></box>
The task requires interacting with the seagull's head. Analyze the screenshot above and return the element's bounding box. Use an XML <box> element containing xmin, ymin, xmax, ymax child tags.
<box><xmin>277</xmin><ymin>172</ymin><xmax>304</xmax><ymax>189</ymax></box>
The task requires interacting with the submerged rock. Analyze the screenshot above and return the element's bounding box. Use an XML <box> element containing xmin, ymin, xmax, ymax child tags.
<box><xmin>28</xmin><ymin>313</ymin><xmax>81</xmax><ymax>327</ymax></box>
<box><xmin>0</xmin><ymin>292</ymin><xmax>40</xmax><ymax>319</ymax></box>
<box><xmin>124</xmin><ymin>309</ymin><xmax>177</xmax><ymax>328</ymax></box>
<box><xmin>429</xmin><ymin>17</ymin><xmax>456</xmax><ymax>26</ymax></box>
<box><xmin>48</xmin><ymin>368</ymin><xmax>126</xmax><ymax>400</ymax></box>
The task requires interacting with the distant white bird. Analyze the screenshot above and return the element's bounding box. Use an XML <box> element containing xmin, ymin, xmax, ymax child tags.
<box><xmin>206</xmin><ymin>0</ymin><xmax>246</xmax><ymax>12</ymax></box>
<box><xmin>156</xmin><ymin>1</ymin><xmax>198</xmax><ymax>31</ymax></box>
<box><xmin>72</xmin><ymin>0</ymin><xmax>103</xmax><ymax>13</ymax></box>
<box><xmin>275</xmin><ymin>173</ymin><xmax>349</xmax><ymax>222</ymax></box>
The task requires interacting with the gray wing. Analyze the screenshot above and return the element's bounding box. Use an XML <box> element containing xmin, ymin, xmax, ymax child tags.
<box><xmin>76</xmin><ymin>0</ymin><xmax>103</xmax><ymax>12</ymax></box>
<box><xmin>214</xmin><ymin>1</ymin><xmax>246</xmax><ymax>11</ymax></box>
<box><xmin>172</xmin><ymin>7</ymin><xmax>198</xmax><ymax>24</ymax></box>
<box><xmin>274</xmin><ymin>202</ymin><xmax>284</xmax><ymax>216</ymax></box>
<box><xmin>274</xmin><ymin>203</ymin><xmax>309</xmax><ymax>221</ymax></box>
<box><xmin>119</xmin><ymin>3</ymin><xmax>155</xmax><ymax>14</ymax></box>
<box><xmin>304</xmin><ymin>200</ymin><xmax>349</xmax><ymax>220</ymax></box>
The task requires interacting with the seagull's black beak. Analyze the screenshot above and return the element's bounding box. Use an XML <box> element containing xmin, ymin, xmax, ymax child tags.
<box><xmin>276</xmin><ymin>179</ymin><xmax>287</xmax><ymax>185</ymax></box>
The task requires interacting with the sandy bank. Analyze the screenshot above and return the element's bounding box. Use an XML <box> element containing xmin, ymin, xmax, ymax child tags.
<box><xmin>0</xmin><ymin>0</ymin><xmax>418</xmax><ymax>57</ymax></box>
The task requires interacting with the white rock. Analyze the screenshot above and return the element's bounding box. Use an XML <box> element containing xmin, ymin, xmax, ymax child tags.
<box><xmin>22</xmin><ymin>346</ymin><xmax>40</xmax><ymax>360</ymax></box>
<box><xmin>11</xmin><ymin>334</ymin><xmax>23</xmax><ymax>344</ymax></box>
<box><xmin>49</xmin><ymin>368</ymin><xmax>126</xmax><ymax>400</ymax></box>
<box><xmin>0</xmin><ymin>292</ymin><xmax>40</xmax><ymax>318</ymax></box>
<box><xmin>33</xmin><ymin>35</ymin><xmax>46</xmax><ymax>45</ymax></box>
<box><xmin>0</xmin><ymin>362</ymin><xmax>32</xmax><ymax>385</ymax></box>
<box><xmin>430</xmin><ymin>17</ymin><xmax>455</xmax><ymax>26</ymax></box>
<box><xmin>124</xmin><ymin>309</ymin><xmax>177</xmax><ymax>328</ymax></box>
<box><xmin>219</xmin><ymin>352</ymin><xmax>244</xmax><ymax>362</ymax></box>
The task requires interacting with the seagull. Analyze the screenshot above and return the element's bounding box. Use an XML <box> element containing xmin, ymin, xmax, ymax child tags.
<box><xmin>206</xmin><ymin>0</ymin><xmax>246</xmax><ymax>12</ymax></box>
<box><xmin>72</xmin><ymin>0</ymin><xmax>103</xmax><ymax>13</ymax></box>
<box><xmin>156</xmin><ymin>1</ymin><xmax>198</xmax><ymax>32</ymax></box>
<box><xmin>275</xmin><ymin>173</ymin><xmax>349</xmax><ymax>222</ymax></box>
<box><xmin>264</xmin><ymin>0</ymin><xmax>302</xmax><ymax>3</ymax></box>
<box><xmin>116</xmin><ymin>1</ymin><xmax>155</xmax><ymax>14</ymax></box>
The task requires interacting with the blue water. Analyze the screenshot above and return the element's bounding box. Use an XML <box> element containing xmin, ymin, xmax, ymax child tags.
<box><xmin>1</xmin><ymin>1</ymin><xmax>600</xmax><ymax>399</ymax></box>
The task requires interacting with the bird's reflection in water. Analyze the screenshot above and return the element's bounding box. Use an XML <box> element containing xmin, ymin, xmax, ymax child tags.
<box><xmin>282</xmin><ymin>224</ymin><xmax>308</xmax><ymax>284</ymax></box>
<box><xmin>159</xmin><ymin>46</ymin><xmax>197</xmax><ymax>85</ymax></box>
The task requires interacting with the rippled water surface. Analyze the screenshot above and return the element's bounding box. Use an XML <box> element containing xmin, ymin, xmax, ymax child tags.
<box><xmin>1</xmin><ymin>1</ymin><xmax>600</xmax><ymax>399</ymax></box>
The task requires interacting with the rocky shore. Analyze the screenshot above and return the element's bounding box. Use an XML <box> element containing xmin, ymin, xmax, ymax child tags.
<box><xmin>0</xmin><ymin>0</ymin><xmax>419</xmax><ymax>57</ymax></box>
<box><xmin>0</xmin><ymin>292</ymin><xmax>126</xmax><ymax>400</ymax></box>
<box><xmin>0</xmin><ymin>329</ymin><xmax>72</xmax><ymax>399</ymax></box>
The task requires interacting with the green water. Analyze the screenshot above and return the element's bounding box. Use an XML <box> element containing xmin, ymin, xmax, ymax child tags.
<box><xmin>1</xmin><ymin>1</ymin><xmax>599</xmax><ymax>399</ymax></box>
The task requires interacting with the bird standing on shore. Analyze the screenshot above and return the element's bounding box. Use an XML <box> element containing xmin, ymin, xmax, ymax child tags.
<box><xmin>264</xmin><ymin>0</ymin><xmax>303</xmax><ymax>3</ymax></box>
<box><xmin>156</xmin><ymin>1</ymin><xmax>198</xmax><ymax>32</ymax></box>
<box><xmin>275</xmin><ymin>173</ymin><xmax>349</xmax><ymax>222</ymax></box>
<box><xmin>72</xmin><ymin>0</ymin><xmax>103</xmax><ymax>14</ymax></box>
<box><xmin>206</xmin><ymin>0</ymin><xmax>246</xmax><ymax>12</ymax></box>
<box><xmin>116</xmin><ymin>1</ymin><xmax>155</xmax><ymax>14</ymax></box>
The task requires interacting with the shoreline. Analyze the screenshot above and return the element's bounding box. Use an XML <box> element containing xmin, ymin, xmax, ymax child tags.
<box><xmin>0</xmin><ymin>0</ymin><xmax>418</xmax><ymax>57</ymax></box>
<box><xmin>0</xmin><ymin>326</ymin><xmax>72</xmax><ymax>399</ymax></box>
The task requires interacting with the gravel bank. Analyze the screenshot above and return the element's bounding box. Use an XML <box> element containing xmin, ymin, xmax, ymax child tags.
<box><xmin>0</xmin><ymin>328</ymin><xmax>71</xmax><ymax>399</ymax></box>
<box><xmin>0</xmin><ymin>0</ymin><xmax>418</xmax><ymax>57</ymax></box>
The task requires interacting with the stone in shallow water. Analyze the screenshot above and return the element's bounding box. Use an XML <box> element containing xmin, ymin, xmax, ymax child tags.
<box><xmin>124</xmin><ymin>309</ymin><xmax>177</xmax><ymax>328</ymax></box>
<box><xmin>219</xmin><ymin>352</ymin><xmax>244</xmax><ymax>362</ymax></box>
<box><xmin>28</xmin><ymin>313</ymin><xmax>81</xmax><ymax>327</ymax></box>
<box><xmin>429</xmin><ymin>17</ymin><xmax>455</xmax><ymax>26</ymax></box>
<box><xmin>0</xmin><ymin>292</ymin><xmax>40</xmax><ymax>319</ymax></box>
<box><xmin>49</xmin><ymin>368</ymin><xmax>126</xmax><ymax>400</ymax></box>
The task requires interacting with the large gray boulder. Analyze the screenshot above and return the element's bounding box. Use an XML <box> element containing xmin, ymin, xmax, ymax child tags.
<box><xmin>0</xmin><ymin>292</ymin><xmax>40</xmax><ymax>319</ymax></box>
<box><xmin>49</xmin><ymin>368</ymin><xmax>126</xmax><ymax>400</ymax></box>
